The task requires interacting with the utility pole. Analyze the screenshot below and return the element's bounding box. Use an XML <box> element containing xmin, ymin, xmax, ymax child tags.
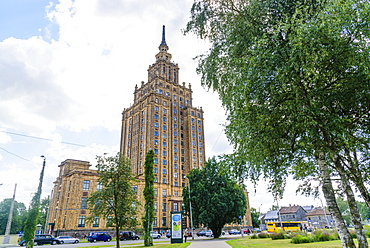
<box><xmin>3</xmin><ymin>183</ymin><xmax>17</xmax><ymax>244</ymax></box>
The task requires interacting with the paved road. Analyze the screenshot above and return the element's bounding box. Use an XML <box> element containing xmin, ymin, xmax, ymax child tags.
<box><xmin>188</xmin><ymin>239</ymin><xmax>232</xmax><ymax>248</ymax></box>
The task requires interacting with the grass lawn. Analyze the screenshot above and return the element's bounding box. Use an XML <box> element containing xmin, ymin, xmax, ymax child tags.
<box><xmin>226</xmin><ymin>236</ymin><xmax>370</xmax><ymax>248</ymax></box>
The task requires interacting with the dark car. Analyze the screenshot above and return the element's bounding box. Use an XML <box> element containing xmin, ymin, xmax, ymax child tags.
<box><xmin>196</xmin><ymin>230</ymin><xmax>207</xmax><ymax>237</ymax></box>
<box><xmin>19</xmin><ymin>234</ymin><xmax>62</xmax><ymax>246</ymax></box>
<box><xmin>86</xmin><ymin>232</ymin><xmax>112</xmax><ymax>242</ymax></box>
<box><xmin>119</xmin><ymin>231</ymin><xmax>140</xmax><ymax>241</ymax></box>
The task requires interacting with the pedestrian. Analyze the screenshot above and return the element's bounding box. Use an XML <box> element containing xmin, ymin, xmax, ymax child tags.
<box><xmin>184</xmin><ymin>229</ymin><xmax>189</xmax><ymax>242</ymax></box>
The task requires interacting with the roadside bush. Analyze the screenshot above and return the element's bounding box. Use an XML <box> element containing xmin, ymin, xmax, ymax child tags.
<box><xmin>270</xmin><ymin>232</ymin><xmax>285</xmax><ymax>240</ymax></box>
<box><xmin>291</xmin><ymin>235</ymin><xmax>311</xmax><ymax>244</ymax></box>
<box><xmin>258</xmin><ymin>232</ymin><xmax>270</xmax><ymax>239</ymax></box>
<box><xmin>250</xmin><ymin>234</ymin><xmax>259</xmax><ymax>239</ymax></box>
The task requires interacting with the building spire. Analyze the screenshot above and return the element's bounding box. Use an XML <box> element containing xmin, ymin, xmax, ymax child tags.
<box><xmin>160</xmin><ymin>25</ymin><xmax>167</xmax><ymax>46</ymax></box>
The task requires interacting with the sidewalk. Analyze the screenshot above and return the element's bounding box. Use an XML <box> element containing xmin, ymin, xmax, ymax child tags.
<box><xmin>187</xmin><ymin>239</ymin><xmax>232</xmax><ymax>248</ymax></box>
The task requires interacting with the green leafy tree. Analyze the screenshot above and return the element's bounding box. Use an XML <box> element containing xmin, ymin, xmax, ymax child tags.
<box><xmin>182</xmin><ymin>157</ymin><xmax>247</xmax><ymax>238</ymax></box>
<box><xmin>0</xmin><ymin>199</ymin><xmax>27</xmax><ymax>234</ymax></box>
<box><xmin>184</xmin><ymin>0</ymin><xmax>370</xmax><ymax>247</ymax></box>
<box><xmin>38</xmin><ymin>197</ymin><xmax>49</xmax><ymax>233</ymax></box>
<box><xmin>87</xmin><ymin>153</ymin><xmax>139</xmax><ymax>248</ymax></box>
<box><xmin>250</xmin><ymin>208</ymin><xmax>260</xmax><ymax>228</ymax></box>
<box><xmin>23</xmin><ymin>157</ymin><xmax>46</xmax><ymax>248</ymax></box>
<box><xmin>142</xmin><ymin>150</ymin><xmax>155</xmax><ymax>246</ymax></box>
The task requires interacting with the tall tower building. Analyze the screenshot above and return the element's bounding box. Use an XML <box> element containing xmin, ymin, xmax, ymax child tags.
<box><xmin>120</xmin><ymin>26</ymin><xmax>206</xmax><ymax>229</ymax></box>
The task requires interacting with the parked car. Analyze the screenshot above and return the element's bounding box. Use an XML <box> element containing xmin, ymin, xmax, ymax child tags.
<box><xmin>252</xmin><ymin>228</ymin><xmax>261</xmax><ymax>233</ymax></box>
<box><xmin>228</xmin><ymin>229</ymin><xmax>241</xmax><ymax>235</ymax></box>
<box><xmin>86</xmin><ymin>232</ymin><xmax>112</xmax><ymax>242</ymax></box>
<box><xmin>196</xmin><ymin>230</ymin><xmax>207</xmax><ymax>237</ymax></box>
<box><xmin>119</xmin><ymin>231</ymin><xmax>140</xmax><ymax>240</ymax></box>
<box><xmin>56</xmin><ymin>236</ymin><xmax>80</xmax><ymax>244</ymax></box>
<box><xmin>150</xmin><ymin>231</ymin><xmax>161</xmax><ymax>239</ymax></box>
<box><xmin>205</xmin><ymin>230</ymin><xmax>213</xmax><ymax>237</ymax></box>
<box><xmin>185</xmin><ymin>230</ymin><xmax>193</xmax><ymax>237</ymax></box>
<box><xmin>19</xmin><ymin>234</ymin><xmax>62</xmax><ymax>246</ymax></box>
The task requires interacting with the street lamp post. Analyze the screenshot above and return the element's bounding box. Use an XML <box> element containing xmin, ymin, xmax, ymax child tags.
<box><xmin>187</xmin><ymin>178</ymin><xmax>194</xmax><ymax>240</ymax></box>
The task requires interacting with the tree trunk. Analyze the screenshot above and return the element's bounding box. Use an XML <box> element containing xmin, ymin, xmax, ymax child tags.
<box><xmin>336</xmin><ymin>160</ymin><xmax>368</xmax><ymax>248</ymax></box>
<box><xmin>316</xmin><ymin>153</ymin><xmax>356</xmax><ymax>248</ymax></box>
<box><xmin>115</xmin><ymin>226</ymin><xmax>120</xmax><ymax>248</ymax></box>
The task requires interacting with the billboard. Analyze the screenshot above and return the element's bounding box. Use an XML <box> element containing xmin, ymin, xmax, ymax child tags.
<box><xmin>170</xmin><ymin>211</ymin><xmax>183</xmax><ymax>243</ymax></box>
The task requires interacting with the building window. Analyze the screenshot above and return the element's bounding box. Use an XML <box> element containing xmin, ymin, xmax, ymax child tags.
<box><xmin>96</xmin><ymin>182</ymin><xmax>103</xmax><ymax>191</ymax></box>
<box><xmin>154</xmin><ymin>131</ymin><xmax>158</xmax><ymax>136</ymax></box>
<box><xmin>191</xmin><ymin>111</ymin><xmax>194</xmax><ymax>116</ymax></box>
<box><xmin>173</xmin><ymin>116</ymin><xmax>177</xmax><ymax>121</ymax></box>
<box><xmin>174</xmin><ymin>109</ymin><xmax>177</xmax><ymax>114</ymax></box>
<box><xmin>174</xmin><ymin>202</ymin><xmax>178</xmax><ymax>211</ymax></box>
<box><xmin>106</xmin><ymin>216</ymin><xmax>112</xmax><ymax>227</ymax></box>
<box><xmin>78</xmin><ymin>216</ymin><xmax>86</xmax><ymax>227</ymax></box>
<box><xmin>154</xmin><ymin>114</ymin><xmax>159</xmax><ymax>119</ymax></box>
<box><xmin>162</xmin><ymin>133</ymin><xmax>167</xmax><ymax>138</ymax></box>
<box><xmin>162</xmin><ymin>169</ymin><xmax>167</xmax><ymax>174</ymax></box>
<box><xmin>154</xmin><ymin>140</ymin><xmax>158</xmax><ymax>145</ymax></box>
<box><xmin>192</xmin><ymin>133</ymin><xmax>195</xmax><ymax>138</ymax></box>
<box><xmin>174</xmin><ymin>164</ymin><xmax>178</xmax><ymax>169</ymax></box>
<box><xmin>192</xmin><ymin>126</ymin><xmax>195</xmax><ymax>130</ymax></box>
<box><xmin>163</xmin><ymin>109</ymin><xmax>167</xmax><ymax>114</ymax></box>
<box><xmin>192</xmin><ymin>141</ymin><xmax>196</xmax><ymax>146</ymax></box>
<box><xmin>132</xmin><ymin>185</ymin><xmax>138</xmax><ymax>194</ymax></box>
<box><xmin>199</xmin><ymin>143</ymin><xmax>203</xmax><ymax>147</ymax></box>
<box><xmin>93</xmin><ymin>217</ymin><xmax>99</xmax><ymax>227</ymax></box>
<box><xmin>163</xmin><ymin>151</ymin><xmax>167</xmax><ymax>156</ymax></box>
<box><xmin>154</xmin><ymin>188</ymin><xmax>158</xmax><ymax>197</ymax></box>
<box><xmin>162</xmin><ymin>217</ymin><xmax>166</xmax><ymax>226</ymax></box>
<box><xmin>198</xmin><ymin>113</ymin><xmax>201</xmax><ymax>118</ymax></box>
<box><xmin>162</xmin><ymin>203</ymin><xmax>167</xmax><ymax>212</ymax></box>
<box><xmin>154</xmin><ymin>158</ymin><xmax>158</xmax><ymax>164</ymax></box>
<box><xmin>198</xmin><ymin>135</ymin><xmax>202</xmax><ymax>140</ymax></box>
<box><xmin>154</xmin><ymin>122</ymin><xmax>159</xmax><ymax>128</ymax></box>
<box><xmin>163</xmin><ymin>117</ymin><xmax>167</xmax><ymax>122</ymax></box>
<box><xmin>81</xmin><ymin>197</ymin><xmax>87</xmax><ymax>209</ymax></box>
<box><xmin>173</xmin><ymin>95</ymin><xmax>177</xmax><ymax>99</ymax></box>
<box><xmin>155</xmin><ymin>106</ymin><xmax>159</xmax><ymax>111</ymax></box>
<box><xmin>83</xmin><ymin>180</ymin><xmax>90</xmax><ymax>191</ymax></box>
<box><xmin>191</xmin><ymin>118</ymin><xmax>195</xmax><ymax>123</ymax></box>
<box><xmin>154</xmin><ymin>202</ymin><xmax>158</xmax><ymax>212</ymax></box>
<box><xmin>153</xmin><ymin>218</ymin><xmax>157</xmax><ymax>227</ymax></box>
<box><xmin>163</xmin><ymin>142</ymin><xmax>167</xmax><ymax>147</ymax></box>
<box><xmin>154</xmin><ymin>149</ymin><xmax>158</xmax><ymax>154</ymax></box>
<box><xmin>154</xmin><ymin>167</ymin><xmax>158</xmax><ymax>173</ymax></box>
<box><xmin>154</xmin><ymin>177</ymin><xmax>158</xmax><ymax>182</ymax></box>
<box><xmin>163</xmin><ymin>101</ymin><xmax>167</xmax><ymax>106</ymax></box>
<box><xmin>163</xmin><ymin>125</ymin><xmax>167</xmax><ymax>130</ymax></box>
<box><xmin>142</xmin><ymin>111</ymin><xmax>145</xmax><ymax>115</ymax></box>
<box><xmin>174</xmin><ymin>156</ymin><xmax>178</xmax><ymax>161</ymax></box>
<box><xmin>174</xmin><ymin>181</ymin><xmax>178</xmax><ymax>187</ymax></box>
<box><xmin>163</xmin><ymin>160</ymin><xmax>167</xmax><ymax>165</ymax></box>
<box><xmin>174</xmin><ymin>173</ymin><xmax>178</xmax><ymax>178</ymax></box>
<box><xmin>174</xmin><ymin>191</ymin><xmax>178</xmax><ymax>196</ymax></box>
<box><xmin>174</xmin><ymin>147</ymin><xmax>178</xmax><ymax>152</ymax></box>
<box><xmin>162</xmin><ymin>178</ymin><xmax>167</xmax><ymax>184</ymax></box>
<box><xmin>174</xmin><ymin>124</ymin><xmax>177</xmax><ymax>129</ymax></box>
<box><xmin>174</xmin><ymin>139</ymin><xmax>177</xmax><ymax>144</ymax></box>
<box><xmin>162</xmin><ymin>189</ymin><xmax>167</xmax><ymax>197</ymax></box>
<box><xmin>198</xmin><ymin>120</ymin><xmax>201</xmax><ymax>125</ymax></box>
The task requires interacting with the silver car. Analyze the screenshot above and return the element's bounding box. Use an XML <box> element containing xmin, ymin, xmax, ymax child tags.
<box><xmin>56</xmin><ymin>236</ymin><xmax>80</xmax><ymax>244</ymax></box>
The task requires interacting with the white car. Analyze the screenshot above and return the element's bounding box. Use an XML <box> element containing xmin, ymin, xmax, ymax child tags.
<box><xmin>56</xmin><ymin>236</ymin><xmax>80</xmax><ymax>244</ymax></box>
<box><xmin>150</xmin><ymin>231</ymin><xmax>161</xmax><ymax>239</ymax></box>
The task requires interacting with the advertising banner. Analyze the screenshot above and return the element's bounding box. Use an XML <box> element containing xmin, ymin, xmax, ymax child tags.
<box><xmin>170</xmin><ymin>211</ymin><xmax>183</xmax><ymax>243</ymax></box>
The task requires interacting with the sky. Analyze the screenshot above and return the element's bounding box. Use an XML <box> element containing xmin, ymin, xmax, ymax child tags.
<box><xmin>0</xmin><ymin>0</ymin><xmax>325</xmax><ymax>214</ymax></box>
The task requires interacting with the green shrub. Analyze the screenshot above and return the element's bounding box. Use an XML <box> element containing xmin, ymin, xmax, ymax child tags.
<box><xmin>250</xmin><ymin>234</ymin><xmax>258</xmax><ymax>239</ymax></box>
<box><xmin>291</xmin><ymin>235</ymin><xmax>311</xmax><ymax>244</ymax></box>
<box><xmin>270</xmin><ymin>232</ymin><xmax>285</xmax><ymax>240</ymax></box>
<box><xmin>258</xmin><ymin>232</ymin><xmax>270</xmax><ymax>239</ymax></box>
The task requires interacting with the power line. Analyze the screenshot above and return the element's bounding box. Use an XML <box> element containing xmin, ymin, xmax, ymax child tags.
<box><xmin>1</xmin><ymin>130</ymin><xmax>86</xmax><ymax>148</ymax></box>
<box><xmin>0</xmin><ymin>147</ymin><xmax>37</xmax><ymax>164</ymax></box>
